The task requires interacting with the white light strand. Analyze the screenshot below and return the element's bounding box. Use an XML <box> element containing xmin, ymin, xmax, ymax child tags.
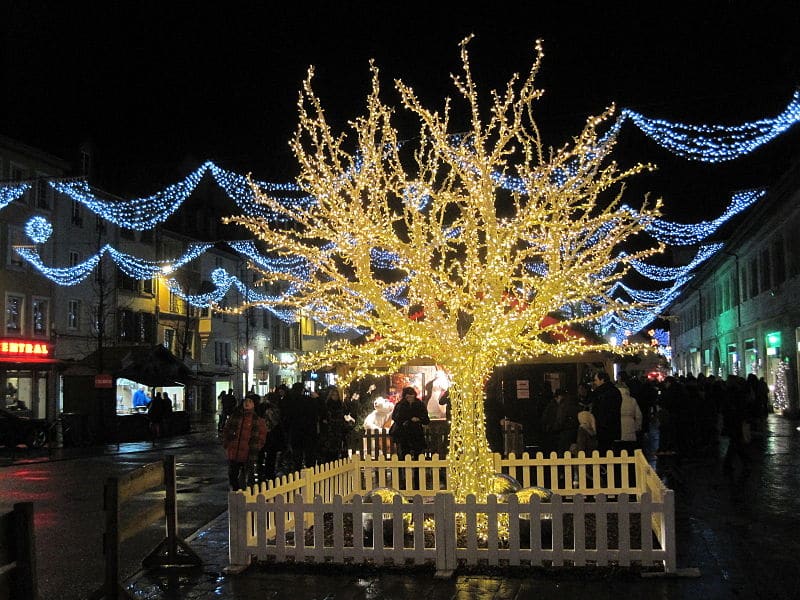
<box><xmin>15</xmin><ymin>241</ymin><xmax>214</xmax><ymax>285</ymax></box>
<box><xmin>619</xmin><ymin>90</ymin><xmax>800</xmax><ymax>162</ymax></box>
<box><xmin>622</xmin><ymin>243</ymin><xmax>723</xmax><ymax>281</ymax></box>
<box><xmin>622</xmin><ymin>189</ymin><xmax>765</xmax><ymax>245</ymax></box>
<box><xmin>0</xmin><ymin>183</ymin><xmax>30</xmax><ymax>210</ymax></box>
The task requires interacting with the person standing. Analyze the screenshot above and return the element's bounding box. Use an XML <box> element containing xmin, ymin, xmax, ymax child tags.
<box><xmin>318</xmin><ymin>386</ymin><xmax>349</xmax><ymax>463</ymax></box>
<box><xmin>390</xmin><ymin>386</ymin><xmax>430</xmax><ymax>459</ymax></box>
<box><xmin>222</xmin><ymin>396</ymin><xmax>267</xmax><ymax>490</ymax></box>
<box><xmin>591</xmin><ymin>371</ymin><xmax>622</xmax><ymax>455</ymax></box>
<box><xmin>576</xmin><ymin>382</ymin><xmax>594</xmax><ymax>412</ymax></box>
<box><xmin>147</xmin><ymin>392</ymin><xmax>167</xmax><ymax>440</ymax></box>
<box><xmin>133</xmin><ymin>387</ymin><xmax>149</xmax><ymax>410</ymax></box>
<box><xmin>219</xmin><ymin>389</ymin><xmax>237</xmax><ymax>434</ymax></box>
<box><xmin>541</xmin><ymin>388</ymin><xmax>579</xmax><ymax>455</ymax></box>
<box><xmin>288</xmin><ymin>382</ymin><xmax>320</xmax><ymax>470</ymax></box>
<box><xmin>722</xmin><ymin>375</ymin><xmax>751</xmax><ymax>478</ymax></box>
<box><xmin>256</xmin><ymin>391</ymin><xmax>282</xmax><ymax>483</ymax></box>
<box><xmin>617</xmin><ymin>381</ymin><xmax>643</xmax><ymax>454</ymax></box>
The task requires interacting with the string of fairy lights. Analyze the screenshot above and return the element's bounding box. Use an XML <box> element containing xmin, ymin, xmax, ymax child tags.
<box><xmin>3</xmin><ymin>90</ymin><xmax>799</xmax><ymax>335</ymax></box>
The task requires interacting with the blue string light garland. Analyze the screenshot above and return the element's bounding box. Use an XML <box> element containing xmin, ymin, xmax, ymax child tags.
<box><xmin>3</xmin><ymin>90</ymin><xmax>798</xmax><ymax>335</ymax></box>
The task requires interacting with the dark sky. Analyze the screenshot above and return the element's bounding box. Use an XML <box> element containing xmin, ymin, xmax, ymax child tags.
<box><xmin>4</xmin><ymin>1</ymin><xmax>800</xmax><ymax>221</ymax></box>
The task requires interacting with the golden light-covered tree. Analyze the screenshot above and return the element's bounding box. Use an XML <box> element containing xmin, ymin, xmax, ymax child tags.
<box><xmin>228</xmin><ymin>38</ymin><xmax>662</xmax><ymax>500</ymax></box>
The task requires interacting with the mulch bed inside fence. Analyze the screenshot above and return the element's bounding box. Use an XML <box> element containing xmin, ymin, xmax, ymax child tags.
<box><xmin>269</xmin><ymin>497</ymin><xmax>658</xmax><ymax>556</ymax></box>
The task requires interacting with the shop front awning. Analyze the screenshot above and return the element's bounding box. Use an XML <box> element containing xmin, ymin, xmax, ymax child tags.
<box><xmin>63</xmin><ymin>344</ymin><xmax>195</xmax><ymax>388</ymax></box>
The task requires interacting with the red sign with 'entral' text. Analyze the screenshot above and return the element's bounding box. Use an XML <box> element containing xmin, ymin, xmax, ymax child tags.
<box><xmin>0</xmin><ymin>338</ymin><xmax>56</xmax><ymax>363</ymax></box>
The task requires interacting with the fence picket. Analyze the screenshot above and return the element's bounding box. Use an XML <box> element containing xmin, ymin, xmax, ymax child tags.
<box><xmin>572</xmin><ymin>494</ymin><xmax>587</xmax><ymax>566</ymax></box>
<box><xmin>618</xmin><ymin>493</ymin><xmax>631</xmax><ymax>566</ymax></box>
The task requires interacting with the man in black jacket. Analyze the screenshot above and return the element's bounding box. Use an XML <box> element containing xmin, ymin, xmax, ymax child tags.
<box><xmin>591</xmin><ymin>371</ymin><xmax>622</xmax><ymax>454</ymax></box>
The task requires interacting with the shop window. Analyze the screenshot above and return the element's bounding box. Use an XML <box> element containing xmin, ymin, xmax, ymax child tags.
<box><xmin>5</xmin><ymin>294</ymin><xmax>23</xmax><ymax>334</ymax></box>
<box><xmin>744</xmin><ymin>338</ymin><xmax>758</xmax><ymax>376</ymax></box>
<box><xmin>31</xmin><ymin>298</ymin><xmax>48</xmax><ymax>337</ymax></box>
<box><xmin>727</xmin><ymin>343</ymin><xmax>739</xmax><ymax>376</ymax></box>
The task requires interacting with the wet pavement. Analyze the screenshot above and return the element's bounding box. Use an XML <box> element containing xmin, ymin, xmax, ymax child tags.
<box><xmin>124</xmin><ymin>413</ymin><xmax>800</xmax><ymax>600</ymax></box>
<box><xmin>0</xmin><ymin>418</ymin><xmax>229</xmax><ymax>600</ymax></box>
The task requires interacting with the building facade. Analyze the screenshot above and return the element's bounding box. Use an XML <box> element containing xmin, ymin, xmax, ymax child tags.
<box><xmin>0</xmin><ymin>135</ymin><xmax>320</xmax><ymax>428</ymax></box>
<box><xmin>668</xmin><ymin>158</ymin><xmax>800</xmax><ymax>414</ymax></box>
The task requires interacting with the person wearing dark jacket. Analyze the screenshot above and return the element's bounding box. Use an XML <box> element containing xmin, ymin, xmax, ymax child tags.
<box><xmin>591</xmin><ymin>371</ymin><xmax>622</xmax><ymax>454</ymax></box>
<box><xmin>541</xmin><ymin>389</ymin><xmax>579</xmax><ymax>455</ymax></box>
<box><xmin>390</xmin><ymin>387</ymin><xmax>430</xmax><ymax>459</ymax></box>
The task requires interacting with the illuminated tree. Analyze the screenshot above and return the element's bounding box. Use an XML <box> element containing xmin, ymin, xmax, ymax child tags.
<box><xmin>228</xmin><ymin>37</ymin><xmax>662</xmax><ymax>500</ymax></box>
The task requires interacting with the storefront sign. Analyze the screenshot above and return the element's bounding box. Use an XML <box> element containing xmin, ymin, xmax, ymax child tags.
<box><xmin>0</xmin><ymin>338</ymin><xmax>54</xmax><ymax>362</ymax></box>
<box><xmin>95</xmin><ymin>374</ymin><xmax>114</xmax><ymax>388</ymax></box>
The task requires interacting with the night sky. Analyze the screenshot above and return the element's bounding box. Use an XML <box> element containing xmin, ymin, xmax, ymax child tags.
<box><xmin>4</xmin><ymin>2</ymin><xmax>800</xmax><ymax>222</ymax></box>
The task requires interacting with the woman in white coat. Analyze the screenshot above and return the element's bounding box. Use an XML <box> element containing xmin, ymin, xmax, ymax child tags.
<box><xmin>617</xmin><ymin>381</ymin><xmax>643</xmax><ymax>452</ymax></box>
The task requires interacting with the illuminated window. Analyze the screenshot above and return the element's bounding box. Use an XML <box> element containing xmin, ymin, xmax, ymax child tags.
<box><xmin>169</xmin><ymin>290</ymin><xmax>181</xmax><ymax>313</ymax></box>
<box><xmin>5</xmin><ymin>294</ymin><xmax>23</xmax><ymax>334</ymax></box>
<box><xmin>31</xmin><ymin>298</ymin><xmax>48</xmax><ymax>336</ymax></box>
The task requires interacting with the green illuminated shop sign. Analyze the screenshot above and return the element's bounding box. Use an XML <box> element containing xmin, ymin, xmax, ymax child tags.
<box><xmin>766</xmin><ymin>331</ymin><xmax>781</xmax><ymax>348</ymax></box>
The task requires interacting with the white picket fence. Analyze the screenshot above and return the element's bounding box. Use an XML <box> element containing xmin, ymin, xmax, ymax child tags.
<box><xmin>228</xmin><ymin>450</ymin><xmax>676</xmax><ymax>575</ymax></box>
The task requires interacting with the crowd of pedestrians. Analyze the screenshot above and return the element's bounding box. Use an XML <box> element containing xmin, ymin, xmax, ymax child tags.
<box><xmin>220</xmin><ymin>383</ymin><xmax>365</xmax><ymax>490</ymax></box>
<box><xmin>502</xmin><ymin>367</ymin><xmax>769</xmax><ymax>483</ymax></box>
<box><xmin>220</xmin><ymin>368</ymin><xmax>771</xmax><ymax>490</ymax></box>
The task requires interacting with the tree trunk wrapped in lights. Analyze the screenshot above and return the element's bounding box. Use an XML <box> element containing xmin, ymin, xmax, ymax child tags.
<box><xmin>226</xmin><ymin>37</ymin><xmax>662</xmax><ymax>501</ymax></box>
